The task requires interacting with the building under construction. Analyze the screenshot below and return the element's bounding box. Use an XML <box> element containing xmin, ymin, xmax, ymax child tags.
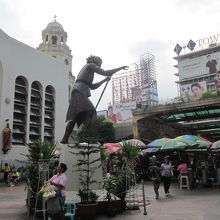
<box><xmin>112</xmin><ymin>53</ymin><xmax>158</xmax><ymax>106</ymax></box>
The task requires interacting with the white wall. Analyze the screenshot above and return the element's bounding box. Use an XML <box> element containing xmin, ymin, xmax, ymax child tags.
<box><xmin>0</xmin><ymin>29</ymin><xmax>69</xmax><ymax>162</ymax></box>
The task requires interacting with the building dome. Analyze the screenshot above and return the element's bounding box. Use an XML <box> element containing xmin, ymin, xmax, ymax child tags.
<box><xmin>37</xmin><ymin>17</ymin><xmax>73</xmax><ymax>74</ymax></box>
<box><xmin>46</xmin><ymin>21</ymin><xmax>64</xmax><ymax>32</ymax></box>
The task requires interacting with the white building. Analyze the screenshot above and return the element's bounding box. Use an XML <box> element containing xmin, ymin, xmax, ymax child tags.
<box><xmin>0</xmin><ymin>19</ymin><xmax>73</xmax><ymax>166</ymax></box>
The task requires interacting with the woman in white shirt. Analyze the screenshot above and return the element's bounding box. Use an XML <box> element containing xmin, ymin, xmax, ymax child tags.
<box><xmin>161</xmin><ymin>156</ymin><xmax>173</xmax><ymax>195</ymax></box>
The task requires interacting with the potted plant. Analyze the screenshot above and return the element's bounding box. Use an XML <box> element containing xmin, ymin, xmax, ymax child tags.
<box><xmin>72</xmin><ymin>138</ymin><xmax>101</xmax><ymax>219</ymax></box>
<box><xmin>106</xmin><ymin>141</ymin><xmax>142</xmax><ymax>211</ymax></box>
<box><xmin>25</xmin><ymin>140</ymin><xmax>56</xmax><ymax>213</ymax></box>
<box><xmin>102</xmin><ymin>175</ymin><xmax>119</xmax><ymax>216</ymax></box>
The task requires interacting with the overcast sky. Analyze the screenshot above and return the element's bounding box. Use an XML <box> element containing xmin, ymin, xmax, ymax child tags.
<box><xmin>1</xmin><ymin>0</ymin><xmax>220</xmax><ymax>110</ymax></box>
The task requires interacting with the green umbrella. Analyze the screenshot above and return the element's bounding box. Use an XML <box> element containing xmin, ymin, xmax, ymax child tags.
<box><xmin>147</xmin><ymin>138</ymin><xmax>171</xmax><ymax>148</ymax></box>
<box><xmin>160</xmin><ymin>139</ymin><xmax>192</xmax><ymax>151</ymax></box>
<box><xmin>174</xmin><ymin>135</ymin><xmax>211</xmax><ymax>149</ymax></box>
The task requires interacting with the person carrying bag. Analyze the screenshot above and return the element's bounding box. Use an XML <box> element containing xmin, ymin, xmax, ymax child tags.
<box><xmin>45</xmin><ymin>163</ymin><xmax>68</xmax><ymax>220</ymax></box>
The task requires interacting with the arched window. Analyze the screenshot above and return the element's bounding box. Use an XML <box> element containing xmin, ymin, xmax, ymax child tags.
<box><xmin>29</xmin><ymin>81</ymin><xmax>42</xmax><ymax>143</ymax></box>
<box><xmin>51</xmin><ymin>35</ymin><xmax>58</xmax><ymax>45</ymax></box>
<box><xmin>13</xmin><ymin>76</ymin><xmax>28</xmax><ymax>144</ymax></box>
<box><xmin>61</xmin><ymin>36</ymin><xmax>64</xmax><ymax>44</ymax></box>
<box><xmin>44</xmin><ymin>85</ymin><xmax>55</xmax><ymax>143</ymax></box>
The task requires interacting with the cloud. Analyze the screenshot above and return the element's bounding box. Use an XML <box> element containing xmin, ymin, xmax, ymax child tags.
<box><xmin>0</xmin><ymin>1</ymin><xmax>21</xmax><ymax>35</ymax></box>
<box><xmin>129</xmin><ymin>39</ymin><xmax>169</xmax><ymax>59</ymax></box>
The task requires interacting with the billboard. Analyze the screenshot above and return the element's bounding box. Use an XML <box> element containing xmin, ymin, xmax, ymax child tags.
<box><xmin>107</xmin><ymin>102</ymin><xmax>136</xmax><ymax>123</ymax></box>
<box><xmin>178</xmin><ymin>51</ymin><xmax>220</xmax><ymax>80</ymax></box>
<box><xmin>97</xmin><ymin>110</ymin><xmax>108</xmax><ymax>119</ymax></box>
<box><xmin>141</xmin><ymin>81</ymin><xmax>158</xmax><ymax>104</ymax></box>
<box><xmin>180</xmin><ymin>81</ymin><xmax>207</xmax><ymax>102</ymax></box>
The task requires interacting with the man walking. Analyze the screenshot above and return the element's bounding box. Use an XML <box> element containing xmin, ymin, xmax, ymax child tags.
<box><xmin>148</xmin><ymin>155</ymin><xmax>161</xmax><ymax>199</ymax></box>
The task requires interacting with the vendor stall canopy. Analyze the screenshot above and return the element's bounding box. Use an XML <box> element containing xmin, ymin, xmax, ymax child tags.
<box><xmin>160</xmin><ymin>106</ymin><xmax>220</xmax><ymax>140</ymax></box>
<box><xmin>134</xmin><ymin>97</ymin><xmax>220</xmax><ymax>141</ymax></box>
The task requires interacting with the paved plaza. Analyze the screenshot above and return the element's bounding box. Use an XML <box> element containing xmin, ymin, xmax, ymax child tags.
<box><xmin>0</xmin><ymin>182</ymin><xmax>220</xmax><ymax>220</ymax></box>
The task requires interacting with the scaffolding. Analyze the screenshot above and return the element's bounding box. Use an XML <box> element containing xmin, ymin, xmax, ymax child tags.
<box><xmin>112</xmin><ymin>53</ymin><xmax>158</xmax><ymax>106</ymax></box>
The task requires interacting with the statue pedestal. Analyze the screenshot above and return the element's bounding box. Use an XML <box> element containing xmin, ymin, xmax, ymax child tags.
<box><xmin>59</xmin><ymin>130</ymin><xmax>103</xmax><ymax>191</ymax></box>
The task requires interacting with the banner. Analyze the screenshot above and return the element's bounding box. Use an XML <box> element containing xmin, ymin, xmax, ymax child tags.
<box><xmin>97</xmin><ymin>110</ymin><xmax>108</xmax><ymax>119</ymax></box>
<box><xmin>178</xmin><ymin>51</ymin><xmax>220</xmax><ymax>80</ymax></box>
<box><xmin>141</xmin><ymin>81</ymin><xmax>158</xmax><ymax>104</ymax></box>
<box><xmin>180</xmin><ymin>81</ymin><xmax>207</xmax><ymax>102</ymax></box>
<box><xmin>107</xmin><ymin>102</ymin><xmax>136</xmax><ymax>123</ymax></box>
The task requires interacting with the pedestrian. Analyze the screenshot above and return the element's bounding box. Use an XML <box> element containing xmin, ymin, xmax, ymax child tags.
<box><xmin>177</xmin><ymin>159</ymin><xmax>188</xmax><ymax>183</ymax></box>
<box><xmin>161</xmin><ymin>156</ymin><xmax>173</xmax><ymax>196</ymax></box>
<box><xmin>3</xmin><ymin>163</ymin><xmax>11</xmax><ymax>184</ymax></box>
<box><xmin>148</xmin><ymin>155</ymin><xmax>161</xmax><ymax>199</ymax></box>
<box><xmin>46</xmin><ymin>163</ymin><xmax>68</xmax><ymax>220</ymax></box>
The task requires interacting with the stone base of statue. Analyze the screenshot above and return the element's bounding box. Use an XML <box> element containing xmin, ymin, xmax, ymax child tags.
<box><xmin>59</xmin><ymin>128</ymin><xmax>103</xmax><ymax>191</ymax></box>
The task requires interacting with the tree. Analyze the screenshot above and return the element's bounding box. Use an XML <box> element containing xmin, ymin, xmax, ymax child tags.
<box><xmin>78</xmin><ymin>116</ymin><xmax>115</xmax><ymax>144</ymax></box>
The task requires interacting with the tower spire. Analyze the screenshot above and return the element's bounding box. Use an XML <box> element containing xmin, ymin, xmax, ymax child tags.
<box><xmin>54</xmin><ymin>15</ymin><xmax>57</xmax><ymax>21</ymax></box>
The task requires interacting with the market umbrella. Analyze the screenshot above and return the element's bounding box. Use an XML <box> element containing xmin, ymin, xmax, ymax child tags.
<box><xmin>147</xmin><ymin>138</ymin><xmax>171</xmax><ymax>148</ymax></box>
<box><xmin>160</xmin><ymin>139</ymin><xmax>192</xmax><ymax>151</ymax></box>
<box><xmin>119</xmin><ymin>139</ymin><xmax>146</xmax><ymax>148</ymax></box>
<box><xmin>142</xmin><ymin>148</ymin><xmax>160</xmax><ymax>154</ymax></box>
<box><xmin>210</xmin><ymin>140</ymin><xmax>220</xmax><ymax>150</ymax></box>
<box><xmin>175</xmin><ymin>135</ymin><xmax>211</xmax><ymax>148</ymax></box>
<box><xmin>103</xmin><ymin>143</ymin><xmax>121</xmax><ymax>154</ymax></box>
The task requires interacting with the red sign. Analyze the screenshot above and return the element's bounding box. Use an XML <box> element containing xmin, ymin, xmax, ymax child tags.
<box><xmin>215</xmin><ymin>80</ymin><xmax>220</xmax><ymax>88</ymax></box>
<box><xmin>215</xmin><ymin>73</ymin><xmax>220</xmax><ymax>88</ymax></box>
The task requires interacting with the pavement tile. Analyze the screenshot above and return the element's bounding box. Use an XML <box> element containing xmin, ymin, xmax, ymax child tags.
<box><xmin>1</xmin><ymin>182</ymin><xmax>220</xmax><ymax>219</ymax></box>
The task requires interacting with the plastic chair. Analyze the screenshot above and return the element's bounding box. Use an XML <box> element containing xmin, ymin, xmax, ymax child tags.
<box><xmin>180</xmin><ymin>175</ymin><xmax>190</xmax><ymax>190</ymax></box>
<box><xmin>64</xmin><ymin>201</ymin><xmax>76</xmax><ymax>220</ymax></box>
<box><xmin>208</xmin><ymin>177</ymin><xmax>215</xmax><ymax>188</ymax></box>
<box><xmin>48</xmin><ymin>201</ymin><xmax>76</xmax><ymax>220</ymax></box>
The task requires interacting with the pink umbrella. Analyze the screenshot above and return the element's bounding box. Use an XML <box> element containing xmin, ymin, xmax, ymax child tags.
<box><xmin>52</xmin><ymin>148</ymin><xmax>61</xmax><ymax>156</ymax></box>
<box><xmin>210</xmin><ymin>140</ymin><xmax>220</xmax><ymax>149</ymax></box>
<box><xmin>197</xmin><ymin>135</ymin><xmax>212</xmax><ymax>145</ymax></box>
<box><xmin>104</xmin><ymin>143</ymin><xmax>121</xmax><ymax>154</ymax></box>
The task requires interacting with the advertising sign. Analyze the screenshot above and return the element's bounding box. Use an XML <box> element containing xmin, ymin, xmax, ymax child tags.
<box><xmin>97</xmin><ymin>110</ymin><xmax>108</xmax><ymax>119</ymax></box>
<box><xmin>141</xmin><ymin>81</ymin><xmax>158</xmax><ymax>104</ymax></box>
<box><xmin>215</xmin><ymin>72</ymin><xmax>220</xmax><ymax>89</ymax></box>
<box><xmin>180</xmin><ymin>81</ymin><xmax>207</xmax><ymax>102</ymax></box>
<box><xmin>178</xmin><ymin>51</ymin><xmax>220</xmax><ymax>80</ymax></box>
<box><xmin>107</xmin><ymin>102</ymin><xmax>136</xmax><ymax>123</ymax></box>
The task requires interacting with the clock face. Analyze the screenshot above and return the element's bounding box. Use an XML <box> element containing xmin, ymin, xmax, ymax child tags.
<box><xmin>65</xmin><ymin>59</ymin><xmax>69</xmax><ymax>65</ymax></box>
